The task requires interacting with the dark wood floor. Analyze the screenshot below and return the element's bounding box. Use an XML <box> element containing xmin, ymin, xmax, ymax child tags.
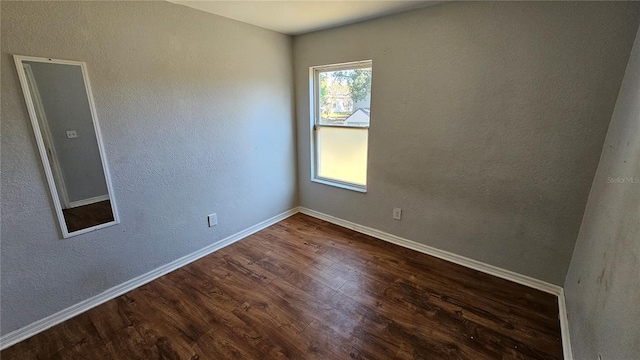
<box><xmin>63</xmin><ymin>200</ymin><xmax>115</xmax><ymax>232</ymax></box>
<box><xmin>1</xmin><ymin>214</ymin><xmax>563</xmax><ymax>359</ymax></box>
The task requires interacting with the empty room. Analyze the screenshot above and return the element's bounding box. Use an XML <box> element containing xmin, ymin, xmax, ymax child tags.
<box><xmin>1</xmin><ymin>1</ymin><xmax>639</xmax><ymax>359</ymax></box>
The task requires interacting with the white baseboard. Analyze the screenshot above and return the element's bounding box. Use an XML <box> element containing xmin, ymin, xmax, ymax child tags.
<box><xmin>298</xmin><ymin>207</ymin><xmax>573</xmax><ymax>360</ymax></box>
<box><xmin>557</xmin><ymin>289</ymin><xmax>574</xmax><ymax>360</ymax></box>
<box><xmin>67</xmin><ymin>194</ymin><xmax>110</xmax><ymax>208</ymax></box>
<box><xmin>1</xmin><ymin>205</ymin><xmax>573</xmax><ymax>359</ymax></box>
<box><xmin>298</xmin><ymin>207</ymin><xmax>561</xmax><ymax>294</ymax></box>
<box><xmin>0</xmin><ymin>207</ymin><xmax>300</xmax><ymax>350</ymax></box>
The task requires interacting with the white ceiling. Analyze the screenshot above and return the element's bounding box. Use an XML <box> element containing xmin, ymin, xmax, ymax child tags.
<box><xmin>168</xmin><ymin>1</ymin><xmax>438</xmax><ymax>35</ymax></box>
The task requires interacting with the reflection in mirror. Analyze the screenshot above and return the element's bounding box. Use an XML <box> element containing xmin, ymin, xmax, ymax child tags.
<box><xmin>15</xmin><ymin>56</ymin><xmax>118</xmax><ymax>237</ymax></box>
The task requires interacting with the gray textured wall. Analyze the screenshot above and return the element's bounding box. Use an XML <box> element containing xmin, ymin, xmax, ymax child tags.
<box><xmin>1</xmin><ymin>1</ymin><xmax>296</xmax><ymax>335</ymax></box>
<box><xmin>293</xmin><ymin>1</ymin><xmax>640</xmax><ymax>285</ymax></box>
<box><xmin>564</xmin><ymin>26</ymin><xmax>640</xmax><ymax>360</ymax></box>
<box><xmin>26</xmin><ymin>61</ymin><xmax>109</xmax><ymax>203</ymax></box>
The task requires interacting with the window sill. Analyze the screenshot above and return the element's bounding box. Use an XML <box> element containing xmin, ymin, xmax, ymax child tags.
<box><xmin>311</xmin><ymin>177</ymin><xmax>367</xmax><ymax>193</ymax></box>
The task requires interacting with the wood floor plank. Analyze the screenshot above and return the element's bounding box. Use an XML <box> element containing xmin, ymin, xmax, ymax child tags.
<box><xmin>131</xmin><ymin>280</ymin><xmax>212</xmax><ymax>343</ymax></box>
<box><xmin>191</xmin><ymin>326</ymin><xmax>265</xmax><ymax>360</ymax></box>
<box><xmin>18</xmin><ymin>312</ymin><xmax>100</xmax><ymax>359</ymax></box>
<box><xmin>227</xmin><ymin>240</ymin><xmax>313</xmax><ymax>289</ymax></box>
<box><xmin>1</xmin><ymin>213</ymin><xmax>563</xmax><ymax>360</ymax></box>
<box><xmin>115</xmin><ymin>294</ymin><xmax>199</xmax><ymax>359</ymax></box>
<box><xmin>104</xmin><ymin>326</ymin><xmax>160</xmax><ymax>359</ymax></box>
<box><xmin>166</xmin><ymin>271</ymin><xmax>275</xmax><ymax>356</ymax></box>
<box><xmin>167</xmin><ymin>268</ymin><xmax>244</xmax><ymax>312</ymax></box>
<box><xmin>237</xmin><ymin>236</ymin><xmax>349</xmax><ymax>290</ymax></box>
<box><xmin>0</xmin><ymin>341</ymin><xmax>39</xmax><ymax>360</ymax></box>
<box><xmin>48</xmin><ymin>334</ymin><xmax>112</xmax><ymax>360</ymax></box>
<box><xmin>231</xmin><ymin>304</ymin><xmax>314</xmax><ymax>359</ymax></box>
<box><xmin>266</xmin><ymin>278</ymin><xmax>356</xmax><ymax>339</ymax></box>
<box><xmin>87</xmin><ymin>298</ymin><xmax>132</xmax><ymax>343</ymax></box>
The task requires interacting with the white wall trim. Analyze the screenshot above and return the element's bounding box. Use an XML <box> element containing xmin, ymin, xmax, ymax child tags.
<box><xmin>1</xmin><ymin>206</ymin><xmax>573</xmax><ymax>359</ymax></box>
<box><xmin>298</xmin><ymin>207</ymin><xmax>573</xmax><ymax>360</ymax></box>
<box><xmin>68</xmin><ymin>194</ymin><xmax>110</xmax><ymax>208</ymax></box>
<box><xmin>557</xmin><ymin>289</ymin><xmax>574</xmax><ymax>360</ymax></box>
<box><xmin>299</xmin><ymin>207</ymin><xmax>561</xmax><ymax>294</ymax></box>
<box><xmin>0</xmin><ymin>207</ymin><xmax>300</xmax><ymax>350</ymax></box>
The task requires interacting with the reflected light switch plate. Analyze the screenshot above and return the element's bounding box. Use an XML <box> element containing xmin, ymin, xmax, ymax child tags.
<box><xmin>66</xmin><ymin>130</ymin><xmax>78</xmax><ymax>139</ymax></box>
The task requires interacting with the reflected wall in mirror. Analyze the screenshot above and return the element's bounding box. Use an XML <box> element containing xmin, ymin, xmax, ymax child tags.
<box><xmin>14</xmin><ymin>55</ymin><xmax>119</xmax><ymax>238</ymax></box>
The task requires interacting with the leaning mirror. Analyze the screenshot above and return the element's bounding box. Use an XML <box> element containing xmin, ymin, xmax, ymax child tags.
<box><xmin>14</xmin><ymin>55</ymin><xmax>119</xmax><ymax>238</ymax></box>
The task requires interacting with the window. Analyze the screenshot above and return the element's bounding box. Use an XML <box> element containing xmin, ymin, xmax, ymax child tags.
<box><xmin>311</xmin><ymin>60</ymin><xmax>372</xmax><ymax>192</ymax></box>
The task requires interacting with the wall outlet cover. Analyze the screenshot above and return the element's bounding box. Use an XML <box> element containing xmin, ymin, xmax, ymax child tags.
<box><xmin>207</xmin><ymin>213</ymin><xmax>217</xmax><ymax>227</ymax></box>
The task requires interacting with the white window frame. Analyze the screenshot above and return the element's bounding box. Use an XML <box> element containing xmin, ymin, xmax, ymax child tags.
<box><xmin>309</xmin><ymin>60</ymin><xmax>372</xmax><ymax>193</ymax></box>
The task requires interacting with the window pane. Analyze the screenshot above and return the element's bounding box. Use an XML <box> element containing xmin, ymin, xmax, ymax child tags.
<box><xmin>316</xmin><ymin>127</ymin><xmax>368</xmax><ymax>186</ymax></box>
<box><xmin>318</xmin><ymin>68</ymin><xmax>371</xmax><ymax>126</ymax></box>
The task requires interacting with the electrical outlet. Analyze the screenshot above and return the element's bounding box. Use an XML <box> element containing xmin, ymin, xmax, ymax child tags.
<box><xmin>393</xmin><ymin>208</ymin><xmax>402</xmax><ymax>220</ymax></box>
<box><xmin>66</xmin><ymin>130</ymin><xmax>78</xmax><ymax>139</ymax></box>
<box><xmin>207</xmin><ymin>213</ymin><xmax>217</xmax><ymax>227</ymax></box>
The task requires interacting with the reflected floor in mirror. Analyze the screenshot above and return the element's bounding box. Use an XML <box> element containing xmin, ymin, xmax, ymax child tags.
<box><xmin>63</xmin><ymin>200</ymin><xmax>114</xmax><ymax>232</ymax></box>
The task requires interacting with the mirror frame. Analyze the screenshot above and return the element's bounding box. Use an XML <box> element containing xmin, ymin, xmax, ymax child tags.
<box><xmin>14</xmin><ymin>55</ymin><xmax>120</xmax><ymax>238</ymax></box>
